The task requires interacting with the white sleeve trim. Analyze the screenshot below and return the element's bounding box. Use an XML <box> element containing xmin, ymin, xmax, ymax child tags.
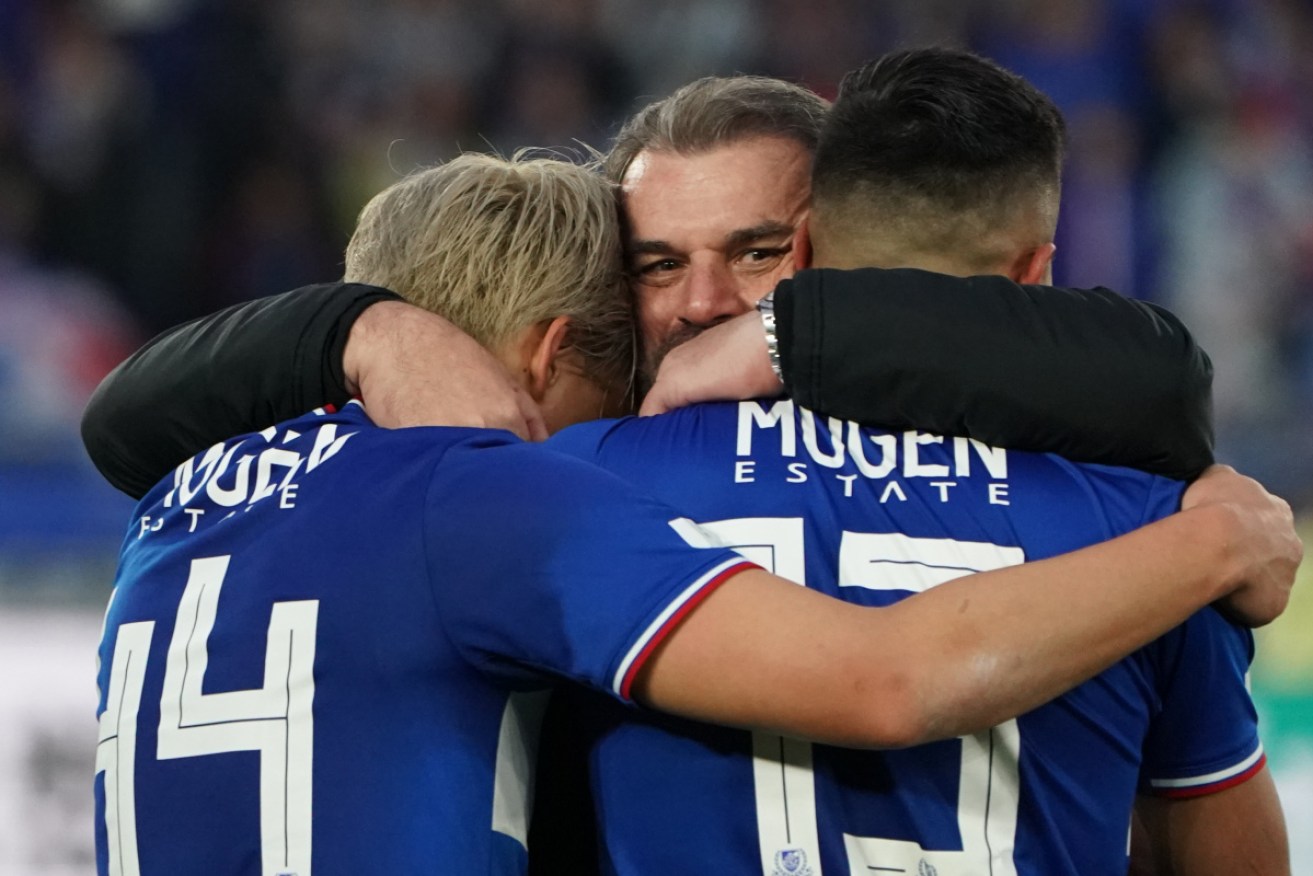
<box><xmin>610</xmin><ymin>556</ymin><xmax>746</xmax><ymax>697</ymax></box>
<box><xmin>1147</xmin><ymin>742</ymin><xmax>1265</xmax><ymax>790</ymax></box>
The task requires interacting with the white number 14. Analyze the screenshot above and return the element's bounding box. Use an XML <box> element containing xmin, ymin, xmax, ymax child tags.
<box><xmin>95</xmin><ymin>556</ymin><xmax>318</xmax><ymax>876</ymax></box>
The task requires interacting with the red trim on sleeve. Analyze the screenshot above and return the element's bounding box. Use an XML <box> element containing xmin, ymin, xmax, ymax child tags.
<box><xmin>618</xmin><ymin>561</ymin><xmax>757</xmax><ymax>700</ymax></box>
<box><xmin>1155</xmin><ymin>753</ymin><xmax>1267</xmax><ymax>799</ymax></box>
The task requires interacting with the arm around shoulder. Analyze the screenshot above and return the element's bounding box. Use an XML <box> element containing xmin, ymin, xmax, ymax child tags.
<box><xmin>635</xmin><ymin>470</ymin><xmax>1298</xmax><ymax>748</ymax></box>
<box><xmin>634</xmin><ymin>497</ymin><xmax>1283</xmax><ymax>748</ymax></box>
<box><xmin>776</xmin><ymin>268</ymin><xmax>1215</xmax><ymax>479</ymax></box>
<box><xmin>81</xmin><ymin>283</ymin><xmax>398</xmax><ymax>498</ymax></box>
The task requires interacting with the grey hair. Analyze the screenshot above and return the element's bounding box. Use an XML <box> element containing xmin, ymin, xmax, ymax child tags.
<box><xmin>605</xmin><ymin>75</ymin><xmax>831</xmax><ymax>182</ymax></box>
<box><xmin>344</xmin><ymin>150</ymin><xmax>634</xmax><ymax>388</ymax></box>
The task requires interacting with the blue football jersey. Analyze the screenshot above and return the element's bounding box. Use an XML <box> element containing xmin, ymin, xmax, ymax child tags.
<box><xmin>93</xmin><ymin>401</ymin><xmax>753</xmax><ymax>876</ymax></box>
<box><xmin>547</xmin><ymin>400</ymin><xmax>1262</xmax><ymax>876</ymax></box>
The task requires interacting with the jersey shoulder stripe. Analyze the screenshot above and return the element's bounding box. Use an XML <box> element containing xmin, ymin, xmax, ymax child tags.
<box><xmin>613</xmin><ymin>558</ymin><xmax>757</xmax><ymax>700</ymax></box>
<box><xmin>1146</xmin><ymin>744</ymin><xmax>1266</xmax><ymax>798</ymax></box>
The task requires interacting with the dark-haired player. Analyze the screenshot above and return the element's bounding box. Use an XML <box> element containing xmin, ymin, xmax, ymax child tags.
<box><xmin>542</xmin><ymin>49</ymin><xmax>1289</xmax><ymax>874</ymax></box>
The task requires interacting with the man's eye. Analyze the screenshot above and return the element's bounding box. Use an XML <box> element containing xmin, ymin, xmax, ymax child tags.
<box><xmin>740</xmin><ymin>247</ymin><xmax>790</xmax><ymax>266</ymax></box>
<box><xmin>631</xmin><ymin>261</ymin><xmax>681</xmax><ymax>289</ymax></box>
<box><xmin>633</xmin><ymin>259</ymin><xmax>683</xmax><ymax>282</ymax></box>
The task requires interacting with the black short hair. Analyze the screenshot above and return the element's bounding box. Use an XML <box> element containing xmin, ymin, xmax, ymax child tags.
<box><xmin>812</xmin><ymin>48</ymin><xmax>1066</xmax><ymax>215</ymax></box>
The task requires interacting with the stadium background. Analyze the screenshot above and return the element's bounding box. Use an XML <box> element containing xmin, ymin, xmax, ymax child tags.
<box><xmin>0</xmin><ymin>0</ymin><xmax>1310</xmax><ymax>870</ymax></box>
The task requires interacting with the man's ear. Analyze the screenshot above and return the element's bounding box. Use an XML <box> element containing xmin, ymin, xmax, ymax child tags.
<box><xmin>793</xmin><ymin>216</ymin><xmax>813</xmax><ymax>270</ymax></box>
<box><xmin>526</xmin><ymin>315</ymin><xmax>573</xmax><ymax>402</ymax></box>
<box><xmin>1011</xmin><ymin>242</ymin><xmax>1056</xmax><ymax>285</ymax></box>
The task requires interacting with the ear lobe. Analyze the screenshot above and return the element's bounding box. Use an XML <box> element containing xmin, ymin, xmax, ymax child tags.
<box><xmin>1013</xmin><ymin>243</ymin><xmax>1056</xmax><ymax>285</ymax></box>
<box><xmin>527</xmin><ymin>315</ymin><xmax>573</xmax><ymax>401</ymax></box>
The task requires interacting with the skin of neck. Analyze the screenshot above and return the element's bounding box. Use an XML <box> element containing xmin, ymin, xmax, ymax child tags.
<box><xmin>807</xmin><ymin>198</ymin><xmax>1058</xmax><ymax>285</ymax></box>
<box><xmin>492</xmin><ymin>316</ymin><xmax>627</xmax><ymax>435</ymax></box>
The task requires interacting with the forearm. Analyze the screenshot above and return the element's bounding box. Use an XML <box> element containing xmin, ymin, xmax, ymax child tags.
<box><xmin>896</xmin><ymin>504</ymin><xmax>1247</xmax><ymax>741</ymax></box>
<box><xmin>639</xmin><ymin>504</ymin><xmax>1250</xmax><ymax>750</ymax></box>
<box><xmin>81</xmin><ymin>283</ymin><xmax>399</xmax><ymax>498</ymax></box>
<box><xmin>776</xmin><ymin>268</ymin><xmax>1215</xmax><ymax>479</ymax></box>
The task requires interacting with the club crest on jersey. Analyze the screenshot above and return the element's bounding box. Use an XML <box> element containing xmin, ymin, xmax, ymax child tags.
<box><xmin>917</xmin><ymin>859</ymin><xmax>938</xmax><ymax>876</ymax></box>
<box><xmin>772</xmin><ymin>847</ymin><xmax>814</xmax><ymax>876</ymax></box>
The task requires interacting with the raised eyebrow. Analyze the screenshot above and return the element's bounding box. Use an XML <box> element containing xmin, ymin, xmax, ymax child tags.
<box><xmin>724</xmin><ymin>221</ymin><xmax>796</xmax><ymax>250</ymax></box>
<box><xmin>627</xmin><ymin>239</ymin><xmax>679</xmax><ymax>258</ymax></box>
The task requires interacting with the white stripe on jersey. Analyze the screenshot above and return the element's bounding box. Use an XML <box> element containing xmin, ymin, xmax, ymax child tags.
<box><xmin>611</xmin><ymin>556</ymin><xmax>747</xmax><ymax>698</ymax></box>
<box><xmin>1148</xmin><ymin>742</ymin><xmax>1265</xmax><ymax>790</ymax></box>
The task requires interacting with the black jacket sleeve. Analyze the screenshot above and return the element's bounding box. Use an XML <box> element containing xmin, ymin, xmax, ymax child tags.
<box><xmin>776</xmin><ymin>268</ymin><xmax>1214</xmax><ymax>480</ymax></box>
<box><xmin>80</xmin><ymin>283</ymin><xmax>401</xmax><ymax>498</ymax></box>
<box><xmin>83</xmin><ymin>269</ymin><xmax>1214</xmax><ymax>500</ymax></box>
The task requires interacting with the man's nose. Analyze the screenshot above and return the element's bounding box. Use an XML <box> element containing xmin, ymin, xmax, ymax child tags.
<box><xmin>681</xmin><ymin>261</ymin><xmax>751</xmax><ymax>327</ymax></box>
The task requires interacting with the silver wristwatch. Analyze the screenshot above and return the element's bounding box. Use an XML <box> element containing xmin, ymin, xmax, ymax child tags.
<box><xmin>756</xmin><ymin>290</ymin><xmax>784</xmax><ymax>381</ymax></box>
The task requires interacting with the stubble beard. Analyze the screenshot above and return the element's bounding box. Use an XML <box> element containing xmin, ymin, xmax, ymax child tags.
<box><xmin>636</xmin><ymin>321</ymin><xmax>711</xmax><ymax>400</ymax></box>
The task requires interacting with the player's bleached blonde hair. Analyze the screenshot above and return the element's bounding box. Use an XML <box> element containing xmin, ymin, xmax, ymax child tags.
<box><xmin>344</xmin><ymin>151</ymin><xmax>634</xmax><ymax>388</ymax></box>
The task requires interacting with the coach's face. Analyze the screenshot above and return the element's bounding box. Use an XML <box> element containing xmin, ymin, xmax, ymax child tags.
<box><xmin>619</xmin><ymin>136</ymin><xmax>811</xmax><ymax>376</ymax></box>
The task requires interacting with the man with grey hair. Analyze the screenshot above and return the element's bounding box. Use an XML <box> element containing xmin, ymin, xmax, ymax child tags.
<box><xmin>603</xmin><ymin>76</ymin><xmax>827</xmax><ymax>385</ymax></box>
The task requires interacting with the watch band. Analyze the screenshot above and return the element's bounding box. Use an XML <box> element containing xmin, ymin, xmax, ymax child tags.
<box><xmin>757</xmin><ymin>290</ymin><xmax>784</xmax><ymax>381</ymax></box>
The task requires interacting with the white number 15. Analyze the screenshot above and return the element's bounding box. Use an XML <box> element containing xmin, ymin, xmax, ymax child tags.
<box><xmin>672</xmin><ymin>517</ymin><xmax>1025</xmax><ymax>876</ymax></box>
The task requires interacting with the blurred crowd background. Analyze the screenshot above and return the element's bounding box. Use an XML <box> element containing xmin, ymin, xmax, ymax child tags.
<box><xmin>0</xmin><ymin>0</ymin><xmax>1311</xmax><ymax>871</ymax></box>
<box><xmin>3</xmin><ymin>0</ymin><xmax>1313</xmax><ymax>509</ymax></box>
